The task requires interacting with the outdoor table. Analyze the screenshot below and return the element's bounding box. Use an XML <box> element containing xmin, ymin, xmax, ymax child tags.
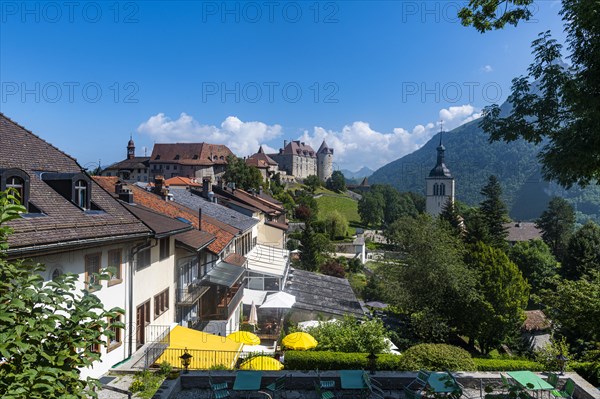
<box><xmin>339</xmin><ymin>370</ymin><xmax>367</xmax><ymax>397</ymax></box>
<box><xmin>427</xmin><ymin>371</ymin><xmax>459</xmax><ymax>394</ymax></box>
<box><xmin>507</xmin><ymin>371</ymin><xmax>554</xmax><ymax>397</ymax></box>
<box><xmin>233</xmin><ymin>371</ymin><xmax>263</xmax><ymax>398</ymax></box>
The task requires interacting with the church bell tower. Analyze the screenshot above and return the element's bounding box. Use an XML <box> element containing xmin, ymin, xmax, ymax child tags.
<box><xmin>426</xmin><ymin>126</ymin><xmax>455</xmax><ymax>216</ymax></box>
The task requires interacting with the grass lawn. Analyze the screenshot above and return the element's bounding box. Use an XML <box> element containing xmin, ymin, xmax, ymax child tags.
<box><xmin>315</xmin><ymin>192</ymin><xmax>362</xmax><ymax>235</ymax></box>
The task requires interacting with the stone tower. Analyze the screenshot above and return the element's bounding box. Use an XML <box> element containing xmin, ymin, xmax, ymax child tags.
<box><xmin>425</xmin><ymin>131</ymin><xmax>455</xmax><ymax>216</ymax></box>
<box><xmin>127</xmin><ymin>135</ymin><xmax>135</xmax><ymax>160</ymax></box>
<box><xmin>317</xmin><ymin>140</ymin><xmax>334</xmax><ymax>181</ymax></box>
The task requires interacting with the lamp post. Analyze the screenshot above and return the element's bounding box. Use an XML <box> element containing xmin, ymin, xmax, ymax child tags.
<box><xmin>179</xmin><ymin>348</ymin><xmax>193</xmax><ymax>374</ymax></box>
<box><xmin>556</xmin><ymin>353</ymin><xmax>568</xmax><ymax>375</ymax></box>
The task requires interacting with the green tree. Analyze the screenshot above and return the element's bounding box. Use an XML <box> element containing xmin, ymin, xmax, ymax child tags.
<box><xmin>479</xmin><ymin>175</ymin><xmax>509</xmax><ymax>248</ymax></box>
<box><xmin>380</xmin><ymin>215</ymin><xmax>477</xmax><ymax>343</ymax></box>
<box><xmin>508</xmin><ymin>239</ymin><xmax>559</xmax><ymax>295</ymax></box>
<box><xmin>562</xmin><ymin>221</ymin><xmax>600</xmax><ymax>280</ymax></box>
<box><xmin>440</xmin><ymin>199</ymin><xmax>463</xmax><ymax>236</ymax></box>
<box><xmin>358</xmin><ymin>191</ymin><xmax>385</xmax><ymax>227</ymax></box>
<box><xmin>463</xmin><ymin>208</ymin><xmax>491</xmax><ymax>245</ymax></box>
<box><xmin>326</xmin><ymin>170</ymin><xmax>347</xmax><ymax>193</ymax></box>
<box><xmin>305</xmin><ymin>316</ymin><xmax>389</xmax><ymax>354</ymax></box>
<box><xmin>0</xmin><ymin>190</ymin><xmax>124</xmax><ymax>399</ymax></box>
<box><xmin>294</xmin><ymin>190</ymin><xmax>319</xmax><ymax>221</ymax></box>
<box><xmin>536</xmin><ymin>197</ymin><xmax>576</xmax><ymax>261</ymax></box>
<box><xmin>542</xmin><ymin>272</ymin><xmax>600</xmax><ymax>349</ymax></box>
<box><xmin>223</xmin><ymin>155</ymin><xmax>263</xmax><ymax>191</ymax></box>
<box><xmin>459</xmin><ymin>0</ymin><xmax>600</xmax><ymax>188</ymax></box>
<box><xmin>323</xmin><ymin>210</ymin><xmax>348</xmax><ymax>240</ymax></box>
<box><xmin>299</xmin><ymin>222</ymin><xmax>332</xmax><ymax>271</ymax></box>
<box><xmin>303</xmin><ymin>175</ymin><xmax>321</xmax><ymax>193</ymax></box>
<box><xmin>464</xmin><ymin>242</ymin><xmax>530</xmax><ymax>354</ymax></box>
<box><xmin>274</xmin><ymin>190</ymin><xmax>296</xmax><ymax>218</ymax></box>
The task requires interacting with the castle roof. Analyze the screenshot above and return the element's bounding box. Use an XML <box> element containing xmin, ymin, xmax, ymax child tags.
<box><xmin>103</xmin><ymin>157</ymin><xmax>150</xmax><ymax>171</ymax></box>
<box><xmin>317</xmin><ymin>140</ymin><xmax>334</xmax><ymax>154</ymax></box>
<box><xmin>149</xmin><ymin>143</ymin><xmax>234</xmax><ymax>166</ymax></box>
<box><xmin>278</xmin><ymin>140</ymin><xmax>316</xmax><ymax>158</ymax></box>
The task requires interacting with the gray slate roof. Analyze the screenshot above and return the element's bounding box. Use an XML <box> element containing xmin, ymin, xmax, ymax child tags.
<box><xmin>285</xmin><ymin>269</ymin><xmax>365</xmax><ymax>318</ymax></box>
<box><xmin>170</xmin><ymin>189</ymin><xmax>258</xmax><ymax>233</ymax></box>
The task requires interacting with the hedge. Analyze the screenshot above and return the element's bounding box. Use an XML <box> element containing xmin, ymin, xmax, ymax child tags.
<box><xmin>400</xmin><ymin>344</ymin><xmax>476</xmax><ymax>371</ymax></box>
<box><xmin>284</xmin><ymin>351</ymin><xmax>403</xmax><ymax>371</ymax></box>
<box><xmin>473</xmin><ymin>358</ymin><xmax>546</xmax><ymax>371</ymax></box>
<box><xmin>571</xmin><ymin>362</ymin><xmax>600</xmax><ymax>386</ymax></box>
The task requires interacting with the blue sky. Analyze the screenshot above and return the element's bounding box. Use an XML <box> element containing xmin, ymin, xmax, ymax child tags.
<box><xmin>0</xmin><ymin>1</ymin><xmax>565</xmax><ymax>171</ymax></box>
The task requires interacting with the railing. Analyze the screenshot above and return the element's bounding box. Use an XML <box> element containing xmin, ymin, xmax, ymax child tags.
<box><xmin>176</xmin><ymin>283</ymin><xmax>209</xmax><ymax>306</ymax></box>
<box><xmin>155</xmin><ymin>348</ymin><xmax>276</xmax><ymax>370</ymax></box>
<box><xmin>143</xmin><ymin>325</ymin><xmax>171</xmax><ymax>369</ymax></box>
<box><xmin>217</xmin><ymin>284</ymin><xmax>245</xmax><ymax>318</ymax></box>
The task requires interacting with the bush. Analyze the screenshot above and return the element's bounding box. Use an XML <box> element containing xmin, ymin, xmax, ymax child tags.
<box><xmin>571</xmin><ymin>362</ymin><xmax>600</xmax><ymax>386</ymax></box>
<box><xmin>159</xmin><ymin>361</ymin><xmax>173</xmax><ymax>376</ymax></box>
<box><xmin>473</xmin><ymin>358</ymin><xmax>545</xmax><ymax>371</ymax></box>
<box><xmin>400</xmin><ymin>344</ymin><xmax>476</xmax><ymax>371</ymax></box>
<box><xmin>284</xmin><ymin>351</ymin><xmax>403</xmax><ymax>371</ymax></box>
<box><xmin>320</xmin><ymin>259</ymin><xmax>346</xmax><ymax>278</ymax></box>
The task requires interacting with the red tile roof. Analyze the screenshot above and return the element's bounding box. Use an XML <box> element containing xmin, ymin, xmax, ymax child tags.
<box><xmin>224</xmin><ymin>253</ymin><xmax>247</xmax><ymax>267</ymax></box>
<box><xmin>279</xmin><ymin>140</ymin><xmax>316</xmax><ymax>157</ymax></box>
<box><xmin>246</xmin><ymin>146</ymin><xmax>278</xmax><ymax>169</ymax></box>
<box><xmin>165</xmin><ymin>176</ymin><xmax>202</xmax><ymax>187</ymax></box>
<box><xmin>93</xmin><ymin>177</ymin><xmax>234</xmax><ymax>254</ymax></box>
<box><xmin>150</xmin><ymin>143</ymin><xmax>234</xmax><ymax>166</ymax></box>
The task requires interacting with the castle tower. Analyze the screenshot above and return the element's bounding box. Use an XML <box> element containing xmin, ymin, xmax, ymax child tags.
<box><xmin>127</xmin><ymin>135</ymin><xmax>135</xmax><ymax>160</ymax></box>
<box><xmin>426</xmin><ymin>130</ymin><xmax>455</xmax><ymax>216</ymax></box>
<box><xmin>317</xmin><ymin>140</ymin><xmax>334</xmax><ymax>181</ymax></box>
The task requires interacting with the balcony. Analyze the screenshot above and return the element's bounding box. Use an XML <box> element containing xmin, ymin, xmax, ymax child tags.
<box><xmin>176</xmin><ymin>282</ymin><xmax>209</xmax><ymax>306</ymax></box>
<box><xmin>216</xmin><ymin>283</ymin><xmax>244</xmax><ymax>319</ymax></box>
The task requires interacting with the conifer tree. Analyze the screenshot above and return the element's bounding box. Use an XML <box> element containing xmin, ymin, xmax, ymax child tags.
<box><xmin>479</xmin><ymin>175</ymin><xmax>509</xmax><ymax>248</ymax></box>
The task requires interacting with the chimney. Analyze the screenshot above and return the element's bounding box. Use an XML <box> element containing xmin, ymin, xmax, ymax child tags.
<box><xmin>116</xmin><ymin>183</ymin><xmax>134</xmax><ymax>204</ymax></box>
<box><xmin>202</xmin><ymin>178</ymin><xmax>211</xmax><ymax>199</ymax></box>
<box><xmin>153</xmin><ymin>175</ymin><xmax>168</xmax><ymax>199</ymax></box>
<box><xmin>217</xmin><ymin>178</ymin><xmax>225</xmax><ymax>189</ymax></box>
<box><xmin>283</xmin><ymin>140</ymin><xmax>288</xmax><ymax>148</ymax></box>
<box><xmin>231</xmin><ymin>182</ymin><xmax>236</xmax><ymax>191</ymax></box>
<box><xmin>198</xmin><ymin>208</ymin><xmax>202</xmax><ymax>229</ymax></box>
<box><xmin>259</xmin><ymin>187</ymin><xmax>263</xmax><ymax>195</ymax></box>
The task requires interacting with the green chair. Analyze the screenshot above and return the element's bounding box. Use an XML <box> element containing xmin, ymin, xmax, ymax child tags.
<box><xmin>316</xmin><ymin>368</ymin><xmax>336</xmax><ymax>390</ymax></box>
<box><xmin>551</xmin><ymin>378</ymin><xmax>575</xmax><ymax>399</ymax></box>
<box><xmin>362</xmin><ymin>372</ymin><xmax>385</xmax><ymax>399</ymax></box>
<box><xmin>265</xmin><ymin>374</ymin><xmax>288</xmax><ymax>399</ymax></box>
<box><xmin>208</xmin><ymin>374</ymin><xmax>230</xmax><ymax>399</ymax></box>
<box><xmin>315</xmin><ymin>381</ymin><xmax>336</xmax><ymax>399</ymax></box>
<box><xmin>547</xmin><ymin>373</ymin><xmax>559</xmax><ymax>388</ymax></box>
<box><xmin>407</xmin><ymin>370</ymin><xmax>430</xmax><ymax>391</ymax></box>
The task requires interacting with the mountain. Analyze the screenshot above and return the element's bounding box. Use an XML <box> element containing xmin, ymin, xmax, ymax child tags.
<box><xmin>369</xmin><ymin>119</ymin><xmax>600</xmax><ymax>222</ymax></box>
<box><xmin>340</xmin><ymin>167</ymin><xmax>374</xmax><ymax>180</ymax></box>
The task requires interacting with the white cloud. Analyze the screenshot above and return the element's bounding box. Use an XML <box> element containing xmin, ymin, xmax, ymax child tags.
<box><xmin>137</xmin><ymin>113</ymin><xmax>282</xmax><ymax>156</ymax></box>
<box><xmin>482</xmin><ymin>65</ymin><xmax>493</xmax><ymax>73</ymax></box>
<box><xmin>137</xmin><ymin>106</ymin><xmax>481</xmax><ymax>172</ymax></box>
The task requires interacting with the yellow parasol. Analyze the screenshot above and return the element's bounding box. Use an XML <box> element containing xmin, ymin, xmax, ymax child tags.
<box><xmin>240</xmin><ymin>356</ymin><xmax>284</xmax><ymax>371</ymax></box>
<box><xmin>226</xmin><ymin>331</ymin><xmax>261</xmax><ymax>346</ymax></box>
<box><xmin>282</xmin><ymin>332</ymin><xmax>318</xmax><ymax>350</ymax></box>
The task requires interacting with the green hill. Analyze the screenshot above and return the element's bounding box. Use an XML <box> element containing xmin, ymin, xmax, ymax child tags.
<box><xmin>369</xmin><ymin>119</ymin><xmax>600</xmax><ymax>223</ymax></box>
<box><xmin>315</xmin><ymin>188</ymin><xmax>361</xmax><ymax>236</ymax></box>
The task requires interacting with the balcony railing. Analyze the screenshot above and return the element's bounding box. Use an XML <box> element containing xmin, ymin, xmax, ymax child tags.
<box><xmin>176</xmin><ymin>282</ymin><xmax>209</xmax><ymax>306</ymax></box>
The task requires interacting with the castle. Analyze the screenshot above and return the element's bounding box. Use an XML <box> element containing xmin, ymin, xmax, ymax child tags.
<box><xmin>266</xmin><ymin>140</ymin><xmax>334</xmax><ymax>181</ymax></box>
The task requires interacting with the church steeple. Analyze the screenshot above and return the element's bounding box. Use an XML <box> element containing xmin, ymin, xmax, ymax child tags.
<box><xmin>127</xmin><ymin>135</ymin><xmax>135</xmax><ymax>160</ymax></box>
<box><xmin>429</xmin><ymin>125</ymin><xmax>451</xmax><ymax>178</ymax></box>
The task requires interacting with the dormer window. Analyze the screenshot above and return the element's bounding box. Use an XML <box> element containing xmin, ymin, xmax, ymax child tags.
<box><xmin>192</xmin><ymin>155</ymin><xmax>199</xmax><ymax>160</ymax></box>
<box><xmin>41</xmin><ymin>172</ymin><xmax>92</xmax><ymax>210</ymax></box>
<box><xmin>174</xmin><ymin>155</ymin><xmax>180</xmax><ymax>160</ymax></box>
<box><xmin>0</xmin><ymin>168</ymin><xmax>30</xmax><ymax>210</ymax></box>
<box><xmin>155</xmin><ymin>155</ymin><xmax>161</xmax><ymax>160</ymax></box>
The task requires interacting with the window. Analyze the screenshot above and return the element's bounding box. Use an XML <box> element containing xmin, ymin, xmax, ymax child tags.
<box><xmin>74</xmin><ymin>180</ymin><xmax>88</xmax><ymax>209</ymax></box>
<box><xmin>154</xmin><ymin>288</ymin><xmax>169</xmax><ymax>319</ymax></box>
<box><xmin>6</xmin><ymin>176</ymin><xmax>24</xmax><ymax>204</ymax></box>
<box><xmin>166</xmin><ymin>165</ymin><xmax>170</xmax><ymax>170</ymax></box>
<box><xmin>159</xmin><ymin>238</ymin><xmax>170</xmax><ymax>261</ymax></box>
<box><xmin>440</xmin><ymin>183</ymin><xmax>446</xmax><ymax>196</ymax></box>
<box><xmin>433</xmin><ymin>183</ymin><xmax>439</xmax><ymax>196</ymax></box>
<box><xmin>107</xmin><ymin>315</ymin><xmax>122</xmax><ymax>352</ymax></box>
<box><xmin>107</xmin><ymin>249</ymin><xmax>122</xmax><ymax>286</ymax></box>
<box><xmin>174</xmin><ymin>165</ymin><xmax>178</xmax><ymax>170</ymax></box>
<box><xmin>85</xmin><ymin>253</ymin><xmax>101</xmax><ymax>291</ymax></box>
<box><xmin>51</xmin><ymin>268</ymin><xmax>63</xmax><ymax>281</ymax></box>
<box><xmin>137</xmin><ymin>248</ymin><xmax>151</xmax><ymax>270</ymax></box>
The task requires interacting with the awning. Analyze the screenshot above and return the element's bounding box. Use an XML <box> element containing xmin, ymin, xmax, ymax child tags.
<box><xmin>246</xmin><ymin>244</ymin><xmax>289</xmax><ymax>277</ymax></box>
<box><xmin>155</xmin><ymin>325</ymin><xmax>242</xmax><ymax>370</ymax></box>
<box><xmin>242</xmin><ymin>289</ymin><xmax>268</xmax><ymax>306</ymax></box>
<box><xmin>204</xmin><ymin>261</ymin><xmax>245</xmax><ymax>287</ymax></box>
<box><xmin>260</xmin><ymin>291</ymin><xmax>296</xmax><ymax>309</ymax></box>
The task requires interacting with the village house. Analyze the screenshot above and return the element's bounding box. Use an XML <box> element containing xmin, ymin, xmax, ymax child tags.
<box><xmin>0</xmin><ymin>114</ymin><xmax>172</xmax><ymax>379</ymax></box>
<box><xmin>148</xmin><ymin>143</ymin><xmax>234</xmax><ymax>181</ymax></box>
<box><xmin>99</xmin><ymin>137</ymin><xmax>150</xmax><ymax>183</ymax></box>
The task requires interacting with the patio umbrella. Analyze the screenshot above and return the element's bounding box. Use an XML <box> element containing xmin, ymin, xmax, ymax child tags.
<box><xmin>240</xmin><ymin>356</ymin><xmax>284</xmax><ymax>371</ymax></box>
<box><xmin>248</xmin><ymin>301</ymin><xmax>258</xmax><ymax>327</ymax></box>
<box><xmin>227</xmin><ymin>331</ymin><xmax>261</xmax><ymax>346</ymax></box>
<box><xmin>260</xmin><ymin>292</ymin><xmax>296</xmax><ymax>309</ymax></box>
<box><xmin>282</xmin><ymin>332</ymin><xmax>318</xmax><ymax>350</ymax></box>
